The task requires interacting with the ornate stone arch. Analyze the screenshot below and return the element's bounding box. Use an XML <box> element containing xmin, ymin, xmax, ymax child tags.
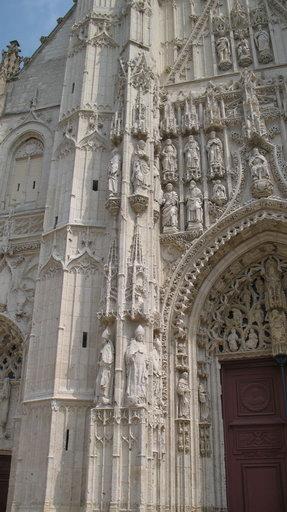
<box><xmin>161</xmin><ymin>199</ymin><xmax>287</xmax><ymax>511</ymax></box>
<box><xmin>0</xmin><ymin>121</ymin><xmax>53</xmax><ymax>211</ymax></box>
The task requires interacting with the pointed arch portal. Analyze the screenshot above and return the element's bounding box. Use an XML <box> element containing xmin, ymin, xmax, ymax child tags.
<box><xmin>163</xmin><ymin>205</ymin><xmax>287</xmax><ymax>511</ymax></box>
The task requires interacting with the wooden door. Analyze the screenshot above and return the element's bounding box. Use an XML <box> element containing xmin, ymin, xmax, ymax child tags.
<box><xmin>0</xmin><ymin>455</ymin><xmax>11</xmax><ymax>512</ymax></box>
<box><xmin>221</xmin><ymin>358</ymin><xmax>287</xmax><ymax>512</ymax></box>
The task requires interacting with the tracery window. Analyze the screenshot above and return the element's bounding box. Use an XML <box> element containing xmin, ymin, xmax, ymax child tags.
<box><xmin>0</xmin><ymin>319</ymin><xmax>22</xmax><ymax>380</ymax></box>
<box><xmin>7</xmin><ymin>138</ymin><xmax>44</xmax><ymax>208</ymax></box>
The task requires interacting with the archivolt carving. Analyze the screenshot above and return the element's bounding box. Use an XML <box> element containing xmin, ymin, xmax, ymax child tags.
<box><xmin>160</xmin><ymin>201</ymin><xmax>287</xmax><ymax>411</ymax></box>
<box><xmin>199</xmin><ymin>259</ymin><xmax>277</xmax><ymax>356</ymax></box>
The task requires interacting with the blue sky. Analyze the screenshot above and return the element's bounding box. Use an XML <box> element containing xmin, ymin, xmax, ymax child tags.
<box><xmin>0</xmin><ymin>0</ymin><xmax>73</xmax><ymax>58</ymax></box>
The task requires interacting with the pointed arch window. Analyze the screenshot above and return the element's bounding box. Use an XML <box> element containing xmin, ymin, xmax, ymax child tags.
<box><xmin>0</xmin><ymin>319</ymin><xmax>22</xmax><ymax>380</ymax></box>
<box><xmin>7</xmin><ymin>138</ymin><xmax>44</xmax><ymax>208</ymax></box>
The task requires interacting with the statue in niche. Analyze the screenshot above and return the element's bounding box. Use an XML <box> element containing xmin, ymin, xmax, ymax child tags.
<box><xmin>249</xmin><ymin>147</ymin><xmax>273</xmax><ymax>198</ymax></box>
<box><xmin>216</xmin><ymin>34</ymin><xmax>232</xmax><ymax>70</ymax></box>
<box><xmin>198</xmin><ymin>382</ymin><xmax>210</xmax><ymax>422</ymax></box>
<box><xmin>241</xmin><ymin>70</ymin><xmax>266</xmax><ymax>139</ymax></box>
<box><xmin>131</xmin><ymin>140</ymin><xmax>150</xmax><ymax>195</ymax></box>
<box><xmin>245</xmin><ymin>328</ymin><xmax>259</xmax><ymax>350</ymax></box>
<box><xmin>177</xmin><ymin>372</ymin><xmax>190</xmax><ymax>418</ymax></box>
<box><xmin>95</xmin><ymin>328</ymin><xmax>114</xmax><ymax>406</ymax></box>
<box><xmin>206</xmin><ymin>132</ymin><xmax>224</xmax><ymax>179</ymax></box>
<box><xmin>153</xmin><ymin>159</ymin><xmax>163</xmax><ymax>205</ymax></box>
<box><xmin>182</xmin><ymin>98</ymin><xmax>198</xmax><ymax>132</ymax></box>
<box><xmin>265</xmin><ymin>258</ymin><xmax>287</xmax><ymax>311</ymax></box>
<box><xmin>254</xmin><ymin>25</ymin><xmax>272</xmax><ymax>63</ymax></box>
<box><xmin>269</xmin><ymin>309</ymin><xmax>287</xmax><ymax>354</ymax></box>
<box><xmin>212</xmin><ymin>180</ymin><xmax>227</xmax><ymax>206</ymax></box>
<box><xmin>162</xmin><ymin>183</ymin><xmax>179</xmax><ymax>233</ymax></box>
<box><xmin>162</xmin><ymin>97</ymin><xmax>177</xmax><ymax>135</ymax></box>
<box><xmin>161</xmin><ymin>139</ymin><xmax>177</xmax><ymax>182</ymax></box>
<box><xmin>237</xmin><ymin>32</ymin><xmax>252</xmax><ymax>67</ymax></box>
<box><xmin>125</xmin><ymin>324</ymin><xmax>148</xmax><ymax>406</ymax></box>
<box><xmin>205</xmin><ymin>83</ymin><xmax>221</xmax><ymax>129</ymax></box>
<box><xmin>184</xmin><ymin>135</ymin><xmax>201</xmax><ymax>181</ymax></box>
<box><xmin>131</xmin><ymin>90</ymin><xmax>147</xmax><ymax>136</ymax></box>
<box><xmin>0</xmin><ymin>378</ymin><xmax>10</xmax><ymax>438</ymax></box>
<box><xmin>108</xmin><ymin>148</ymin><xmax>121</xmax><ymax>197</ymax></box>
<box><xmin>152</xmin><ymin>336</ymin><xmax>162</xmax><ymax>400</ymax></box>
<box><xmin>186</xmin><ymin>181</ymin><xmax>203</xmax><ymax>231</ymax></box>
<box><xmin>227</xmin><ymin>327</ymin><xmax>239</xmax><ymax>352</ymax></box>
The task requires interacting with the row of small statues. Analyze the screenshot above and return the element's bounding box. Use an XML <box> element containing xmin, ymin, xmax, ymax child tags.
<box><xmin>95</xmin><ymin>325</ymin><xmax>162</xmax><ymax>408</ymax></box>
<box><xmin>161</xmin><ymin>180</ymin><xmax>227</xmax><ymax>233</ymax></box>
<box><xmin>107</xmin><ymin>132</ymin><xmax>225</xmax><ymax>199</ymax></box>
<box><xmin>215</xmin><ymin>24</ymin><xmax>272</xmax><ymax>70</ymax></box>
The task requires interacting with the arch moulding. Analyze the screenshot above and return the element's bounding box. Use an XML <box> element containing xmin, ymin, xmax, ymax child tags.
<box><xmin>160</xmin><ymin>198</ymin><xmax>287</xmax><ymax>511</ymax></box>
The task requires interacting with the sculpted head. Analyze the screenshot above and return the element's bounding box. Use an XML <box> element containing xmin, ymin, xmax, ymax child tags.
<box><xmin>138</xmin><ymin>140</ymin><xmax>146</xmax><ymax>150</ymax></box>
<box><xmin>135</xmin><ymin>324</ymin><xmax>145</xmax><ymax>342</ymax></box>
<box><xmin>165</xmin><ymin>139</ymin><xmax>172</xmax><ymax>145</ymax></box>
<box><xmin>189</xmin><ymin>180</ymin><xmax>196</xmax><ymax>190</ymax></box>
<box><xmin>166</xmin><ymin>183</ymin><xmax>173</xmax><ymax>192</ymax></box>
<box><xmin>210</xmin><ymin>130</ymin><xmax>216</xmax><ymax>139</ymax></box>
<box><xmin>188</xmin><ymin>135</ymin><xmax>195</xmax><ymax>142</ymax></box>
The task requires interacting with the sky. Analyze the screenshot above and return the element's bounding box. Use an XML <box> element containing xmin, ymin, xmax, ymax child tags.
<box><xmin>0</xmin><ymin>0</ymin><xmax>73</xmax><ymax>58</ymax></box>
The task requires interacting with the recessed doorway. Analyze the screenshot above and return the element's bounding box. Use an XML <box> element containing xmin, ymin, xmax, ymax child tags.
<box><xmin>221</xmin><ymin>358</ymin><xmax>287</xmax><ymax>512</ymax></box>
<box><xmin>0</xmin><ymin>454</ymin><xmax>11</xmax><ymax>512</ymax></box>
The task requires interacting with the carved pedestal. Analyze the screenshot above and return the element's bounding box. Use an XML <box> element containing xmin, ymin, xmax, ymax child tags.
<box><xmin>129</xmin><ymin>194</ymin><xmax>149</xmax><ymax>214</ymax></box>
<box><xmin>105</xmin><ymin>196</ymin><xmax>121</xmax><ymax>215</ymax></box>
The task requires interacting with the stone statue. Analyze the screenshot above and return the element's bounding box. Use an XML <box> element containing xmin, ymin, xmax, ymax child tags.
<box><xmin>265</xmin><ymin>258</ymin><xmax>287</xmax><ymax>311</ymax></box>
<box><xmin>152</xmin><ymin>336</ymin><xmax>162</xmax><ymax>399</ymax></box>
<box><xmin>95</xmin><ymin>328</ymin><xmax>114</xmax><ymax>406</ymax></box>
<box><xmin>162</xmin><ymin>98</ymin><xmax>177</xmax><ymax>135</ymax></box>
<box><xmin>162</xmin><ymin>183</ymin><xmax>179</xmax><ymax>232</ymax></box>
<box><xmin>216</xmin><ymin>35</ymin><xmax>232</xmax><ymax>70</ymax></box>
<box><xmin>177</xmin><ymin>372</ymin><xmax>190</xmax><ymax>418</ymax></box>
<box><xmin>184</xmin><ymin>135</ymin><xmax>201</xmax><ymax>181</ymax></box>
<box><xmin>241</xmin><ymin>70</ymin><xmax>266</xmax><ymax>139</ymax></box>
<box><xmin>206</xmin><ymin>132</ymin><xmax>224</xmax><ymax>179</ymax></box>
<box><xmin>269</xmin><ymin>309</ymin><xmax>287</xmax><ymax>355</ymax></box>
<box><xmin>161</xmin><ymin>139</ymin><xmax>177</xmax><ymax>182</ymax></box>
<box><xmin>125</xmin><ymin>325</ymin><xmax>148</xmax><ymax>406</ymax></box>
<box><xmin>198</xmin><ymin>382</ymin><xmax>210</xmax><ymax>422</ymax></box>
<box><xmin>131</xmin><ymin>141</ymin><xmax>150</xmax><ymax>195</ymax></box>
<box><xmin>186</xmin><ymin>181</ymin><xmax>203</xmax><ymax>231</ymax></box>
<box><xmin>153</xmin><ymin>159</ymin><xmax>163</xmax><ymax>205</ymax></box>
<box><xmin>0</xmin><ymin>378</ymin><xmax>10</xmax><ymax>438</ymax></box>
<box><xmin>205</xmin><ymin>82</ymin><xmax>221</xmax><ymax>129</ymax></box>
<box><xmin>245</xmin><ymin>328</ymin><xmax>259</xmax><ymax>350</ymax></box>
<box><xmin>254</xmin><ymin>25</ymin><xmax>272</xmax><ymax>63</ymax></box>
<box><xmin>108</xmin><ymin>148</ymin><xmax>121</xmax><ymax>197</ymax></box>
<box><xmin>227</xmin><ymin>327</ymin><xmax>239</xmax><ymax>352</ymax></box>
<box><xmin>212</xmin><ymin>180</ymin><xmax>227</xmax><ymax>206</ymax></box>
<box><xmin>249</xmin><ymin>148</ymin><xmax>273</xmax><ymax>198</ymax></box>
<box><xmin>182</xmin><ymin>98</ymin><xmax>198</xmax><ymax>132</ymax></box>
<box><xmin>237</xmin><ymin>34</ymin><xmax>252</xmax><ymax>67</ymax></box>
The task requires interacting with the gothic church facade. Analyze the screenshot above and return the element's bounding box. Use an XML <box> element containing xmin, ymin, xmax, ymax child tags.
<box><xmin>0</xmin><ymin>0</ymin><xmax>287</xmax><ymax>510</ymax></box>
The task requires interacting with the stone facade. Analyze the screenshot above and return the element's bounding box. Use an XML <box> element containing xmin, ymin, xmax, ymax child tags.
<box><xmin>0</xmin><ymin>0</ymin><xmax>287</xmax><ymax>510</ymax></box>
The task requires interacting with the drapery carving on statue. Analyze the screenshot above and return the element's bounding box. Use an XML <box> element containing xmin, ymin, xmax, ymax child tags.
<box><xmin>131</xmin><ymin>141</ymin><xmax>150</xmax><ymax>196</ymax></box>
<box><xmin>95</xmin><ymin>327</ymin><xmax>114</xmax><ymax>407</ymax></box>
<box><xmin>125</xmin><ymin>325</ymin><xmax>148</xmax><ymax>407</ymax></box>
<box><xmin>176</xmin><ymin>371</ymin><xmax>190</xmax><ymax>419</ymax></box>
<box><xmin>0</xmin><ymin>256</ymin><xmax>37</xmax><ymax>326</ymax></box>
<box><xmin>249</xmin><ymin>147</ymin><xmax>273</xmax><ymax>198</ymax></box>
<box><xmin>206</xmin><ymin>132</ymin><xmax>225</xmax><ymax>179</ymax></box>
<box><xmin>184</xmin><ymin>135</ymin><xmax>201</xmax><ymax>182</ymax></box>
<box><xmin>240</xmin><ymin>70</ymin><xmax>267</xmax><ymax>142</ymax></box>
<box><xmin>197</xmin><ymin>259</ymin><xmax>287</xmax><ymax>356</ymax></box>
<box><xmin>161</xmin><ymin>139</ymin><xmax>178</xmax><ymax>184</ymax></box>
<box><xmin>107</xmin><ymin>147</ymin><xmax>122</xmax><ymax>198</ymax></box>
<box><xmin>204</xmin><ymin>83</ymin><xmax>222</xmax><ymax>131</ymax></box>
<box><xmin>152</xmin><ymin>335</ymin><xmax>163</xmax><ymax>407</ymax></box>
<box><xmin>264</xmin><ymin>257</ymin><xmax>287</xmax><ymax>355</ymax></box>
